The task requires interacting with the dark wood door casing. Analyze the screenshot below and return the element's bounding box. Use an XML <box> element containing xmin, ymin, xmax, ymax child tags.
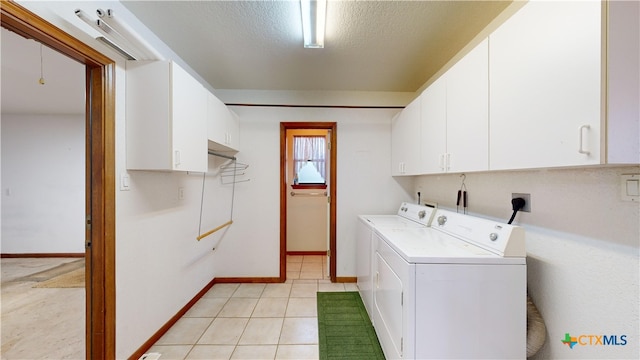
<box><xmin>1</xmin><ymin>1</ymin><xmax>116</xmax><ymax>358</ymax></box>
<box><xmin>280</xmin><ymin>122</ymin><xmax>337</xmax><ymax>282</ymax></box>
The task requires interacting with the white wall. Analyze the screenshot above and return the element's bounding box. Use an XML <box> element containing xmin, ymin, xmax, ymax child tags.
<box><xmin>114</xmin><ymin>67</ymin><xmax>238</xmax><ymax>357</ymax></box>
<box><xmin>1</xmin><ymin>114</ymin><xmax>85</xmax><ymax>254</ymax></box>
<box><xmin>414</xmin><ymin>166</ymin><xmax>640</xmax><ymax>359</ymax></box>
<box><xmin>212</xmin><ymin>106</ymin><xmax>413</xmax><ymax>278</ymax></box>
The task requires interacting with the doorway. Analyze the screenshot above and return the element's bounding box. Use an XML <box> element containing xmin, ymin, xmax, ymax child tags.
<box><xmin>1</xmin><ymin>3</ymin><xmax>116</xmax><ymax>359</ymax></box>
<box><xmin>280</xmin><ymin>122</ymin><xmax>337</xmax><ymax>282</ymax></box>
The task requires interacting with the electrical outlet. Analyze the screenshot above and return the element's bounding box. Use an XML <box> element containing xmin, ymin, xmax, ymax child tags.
<box><xmin>512</xmin><ymin>193</ymin><xmax>531</xmax><ymax>212</ymax></box>
<box><xmin>178</xmin><ymin>187</ymin><xmax>185</xmax><ymax>200</ymax></box>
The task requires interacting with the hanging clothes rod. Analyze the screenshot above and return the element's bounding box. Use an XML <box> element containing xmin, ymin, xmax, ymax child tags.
<box><xmin>196</xmin><ymin>220</ymin><xmax>233</xmax><ymax>241</ymax></box>
<box><xmin>208</xmin><ymin>150</ymin><xmax>236</xmax><ymax>160</ymax></box>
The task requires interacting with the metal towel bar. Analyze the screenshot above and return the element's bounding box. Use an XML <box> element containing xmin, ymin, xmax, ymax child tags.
<box><xmin>290</xmin><ymin>191</ymin><xmax>327</xmax><ymax>197</ymax></box>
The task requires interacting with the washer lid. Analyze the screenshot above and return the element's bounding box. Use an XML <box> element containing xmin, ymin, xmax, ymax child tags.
<box><xmin>358</xmin><ymin>202</ymin><xmax>437</xmax><ymax>228</ymax></box>
<box><xmin>375</xmin><ymin>227</ymin><xmax>525</xmax><ymax>265</ymax></box>
<box><xmin>358</xmin><ymin>214</ymin><xmax>427</xmax><ymax>228</ymax></box>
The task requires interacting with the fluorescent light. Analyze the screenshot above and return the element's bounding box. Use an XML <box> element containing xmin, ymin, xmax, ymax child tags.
<box><xmin>95</xmin><ymin>36</ymin><xmax>135</xmax><ymax>60</ymax></box>
<box><xmin>97</xmin><ymin>9</ymin><xmax>162</xmax><ymax>60</ymax></box>
<box><xmin>301</xmin><ymin>0</ymin><xmax>326</xmax><ymax>48</ymax></box>
<box><xmin>96</xmin><ymin>19</ymin><xmax>148</xmax><ymax>59</ymax></box>
<box><xmin>74</xmin><ymin>8</ymin><xmax>160</xmax><ymax>61</ymax></box>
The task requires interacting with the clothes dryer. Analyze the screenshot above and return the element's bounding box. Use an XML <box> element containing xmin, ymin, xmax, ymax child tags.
<box><xmin>372</xmin><ymin>209</ymin><xmax>526</xmax><ymax>359</ymax></box>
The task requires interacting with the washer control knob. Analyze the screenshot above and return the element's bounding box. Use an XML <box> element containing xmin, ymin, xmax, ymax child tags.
<box><xmin>418</xmin><ymin>210</ymin><xmax>426</xmax><ymax>219</ymax></box>
<box><xmin>437</xmin><ymin>215</ymin><xmax>447</xmax><ymax>226</ymax></box>
<box><xmin>489</xmin><ymin>233</ymin><xmax>499</xmax><ymax>241</ymax></box>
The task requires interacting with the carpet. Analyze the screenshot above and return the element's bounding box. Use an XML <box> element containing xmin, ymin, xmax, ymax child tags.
<box><xmin>317</xmin><ymin>291</ymin><xmax>385</xmax><ymax>360</ymax></box>
<box><xmin>28</xmin><ymin>259</ymin><xmax>85</xmax><ymax>288</ymax></box>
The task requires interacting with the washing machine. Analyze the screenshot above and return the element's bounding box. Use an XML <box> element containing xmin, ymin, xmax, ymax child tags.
<box><xmin>372</xmin><ymin>208</ymin><xmax>526</xmax><ymax>359</ymax></box>
<box><xmin>356</xmin><ymin>202</ymin><xmax>436</xmax><ymax>321</ymax></box>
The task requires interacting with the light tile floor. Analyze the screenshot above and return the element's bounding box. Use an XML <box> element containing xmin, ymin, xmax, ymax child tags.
<box><xmin>146</xmin><ymin>255</ymin><xmax>357</xmax><ymax>360</ymax></box>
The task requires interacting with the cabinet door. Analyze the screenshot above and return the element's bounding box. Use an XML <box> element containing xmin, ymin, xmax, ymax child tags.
<box><xmin>226</xmin><ymin>109</ymin><xmax>240</xmax><ymax>151</ymax></box>
<box><xmin>171</xmin><ymin>62</ymin><xmax>207</xmax><ymax>172</ymax></box>
<box><xmin>447</xmin><ymin>38</ymin><xmax>489</xmax><ymax>173</ymax></box>
<box><xmin>207</xmin><ymin>93</ymin><xmax>240</xmax><ymax>152</ymax></box>
<box><xmin>420</xmin><ymin>76</ymin><xmax>447</xmax><ymax>174</ymax></box>
<box><xmin>207</xmin><ymin>92</ymin><xmax>230</xmax><ymax>149</ymax></box>
<box><xmin>126</xmin><ymin>61</ymin><xmax>171</xmax><ymax>170</ymax></box>
<box><xmin>391</xmin><ymin>98</ymin><xmax>421</xmax><ymax>175</ymax></box>
<box><xmin>607</xmin><ymin>0</ymin><xmax>640</xmax><ymax>164</ymax></box>
<box><xmin>489</xmin><ymin>0</ymin><xmax>601</xmax><ymax>170</ymax></box>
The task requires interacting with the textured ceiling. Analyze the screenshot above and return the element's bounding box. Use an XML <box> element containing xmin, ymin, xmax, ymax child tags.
<box><xmin>1</xmin><ymin>0</ymin><xmax>512</xmax><ymax>115</ymax></box>
<box><xmin>122</xmin><ymin>0</ymin><xmax>511</xmax><ymax>92</ymax></box>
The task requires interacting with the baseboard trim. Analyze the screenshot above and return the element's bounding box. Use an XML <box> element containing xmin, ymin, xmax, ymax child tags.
<box><xmin>286</xmin><ymin>251</ymin><xmax>327</xmax><ymax>256</ymax></box>
<box><xmin>214</xmin><ymin>277</ymin><xmax>282</xmax><ymax>284</ymax></box>
<box><xmin>128</xmin><ymin>276</ymin><xmax>283</xmax><ymax>359</ymax></box>
<box><xmin>336</xmin><ymin>277</ymin><xmax>357</xmax><ymax>283</ymax></box>
<box><xmin>0</xmin><ymin>253</ymin><xmax>85</xmax><ymax>258</ymax></box>
<box><xmin>128</xmin><ymin>278</ymin><xmax>217</xmax><ymax>360</ymax></box>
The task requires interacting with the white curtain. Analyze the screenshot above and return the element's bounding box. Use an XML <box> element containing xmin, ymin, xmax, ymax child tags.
<box><xmin>293</xmin><ymin>136</ymin><xmax>326</xmax><ymax>182</ymax></box>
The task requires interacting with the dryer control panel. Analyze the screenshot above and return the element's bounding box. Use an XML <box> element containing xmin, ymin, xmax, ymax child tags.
<box><xmin>432</xmin><ymin>209</ymin><xmax>525</xmax><ymax>257</ymax></box>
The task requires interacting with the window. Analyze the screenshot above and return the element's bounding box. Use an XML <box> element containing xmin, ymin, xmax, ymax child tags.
<box><xmin>293</xmin><ymin>136</ymin><xmax>326</xmax><ymax>185</ymax></box>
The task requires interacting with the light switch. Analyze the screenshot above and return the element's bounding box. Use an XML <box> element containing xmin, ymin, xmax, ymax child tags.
<box><xmin>120</xmin><ymin>173</ymin><xmax>130</xmax><ymax>191</ymax></box>
<box><xmin>620</xmin><ymin>174</ymin><xmax>639</xmax><ymax>201</ymax></box>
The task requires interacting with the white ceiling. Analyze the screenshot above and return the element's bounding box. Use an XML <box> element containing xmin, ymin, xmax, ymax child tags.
<box><xmin>1</xmin><ymin>1</ymin><xmax>511</xmax><ymax>115</ymax></box>
<box><xmin>122</xmin><ymin>0</ymin><xmax>511</xmax><ymax>92</ymax></box>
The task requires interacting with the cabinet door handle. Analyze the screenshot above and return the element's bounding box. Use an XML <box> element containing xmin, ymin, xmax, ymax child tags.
<box><xmin>578</xmin><ymin>125</ymin><xmax>591</xmax><ymax>155</ymax></box>
<box><xmin>174</xmin><ymin>150</ymin><xmax>181</xmax><ymax>166</ymax></box>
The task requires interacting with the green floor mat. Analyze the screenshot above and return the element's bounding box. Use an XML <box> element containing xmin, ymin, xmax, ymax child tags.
<box><xmin>317</xmin><ymin>291</ymin><xmax>385</xmax><ymax>360</ymax></box>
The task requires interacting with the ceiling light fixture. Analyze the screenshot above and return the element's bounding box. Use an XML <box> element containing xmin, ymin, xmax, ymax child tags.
<box><xmin>97</xmin><ymin>9</ymin><xmax>162</xmax><ymax>60</ymax></box>
<box><xmin>300</xmin><ymin>0</ymin><xmax>326</xmax><ymax>48</ymax></box>
<box><xmin>74</xmin><ymin>8</ymin><xmax>160</xmax><ymax>61</ymax></box>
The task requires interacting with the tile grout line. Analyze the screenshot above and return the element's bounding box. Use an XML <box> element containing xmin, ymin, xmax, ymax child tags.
<box><xmin>183</xmin><ymin>286</ymin><xmax>236</xmax><ymax>358</ymax></box>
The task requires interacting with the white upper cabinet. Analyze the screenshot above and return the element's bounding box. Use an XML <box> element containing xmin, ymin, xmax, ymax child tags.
<box><xmin>421</xmin><ymin>39</ymin><xmax>489</xmax><ymax>174</ymax></box>
<box><xmin>227</xmin><ymin>109</ymin><xmax>240</xmax><ymax>151</ymax></box>
<box><xmin>126</xmin><ymin>60</ymin><xmax>207</xmax><ymax>172</ymax></box>
<box><xmin>607</xmin><ymin>0</ymin><xmax>640</xmax><ymax>164</ymax></box>
<box><xmin>447</xmin><ymin>38</ymin><xmax>489</xmax><ymax>173</ymax></box>
<box><xmin>207</xmin><ymin>92</ymin><xmax>239</xmax><ymax>152</ymax></box>
<box><xmin>401</xmin><ymin>0</ymin><xmax>637</xmax><ymax>175</ymax></box>
<box><xmin>489</xmin><ymin>0</ymin><xmax>602</xmax><ymax>170</ymax></box>
<box><xmin>420</xmin><ymin>75</ymin><xmax>447</xmax><ymax>174</ymax></box>
<box><xmin>391</xmin><ymin>97</ymin><xmax>421</xmax><ymax>176</ymax></box>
